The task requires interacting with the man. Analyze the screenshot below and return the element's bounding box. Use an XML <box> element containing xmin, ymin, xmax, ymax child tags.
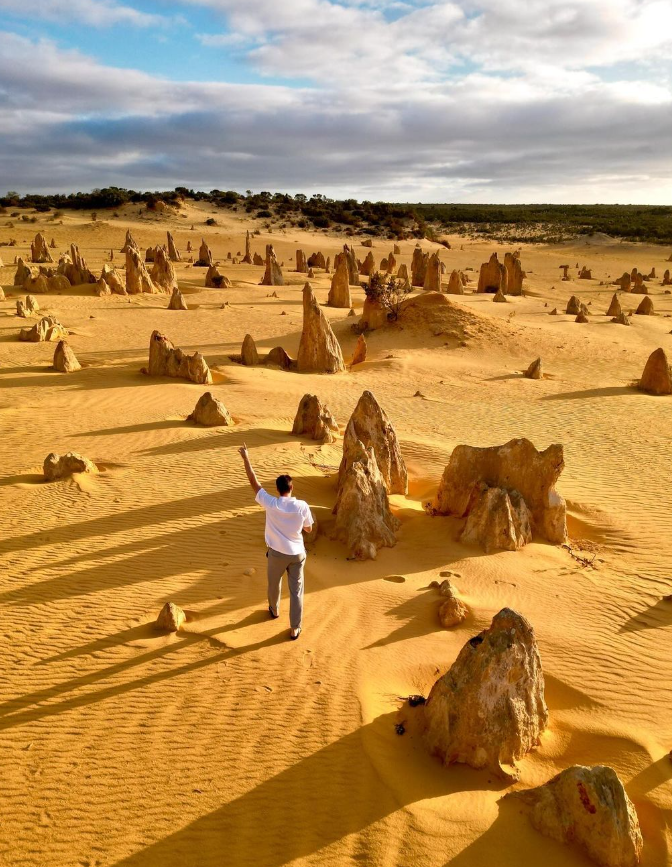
<box><xmin>239</xmin><ymin>443</ymin><xmax>313</xmax><ymax>640</ymax></box>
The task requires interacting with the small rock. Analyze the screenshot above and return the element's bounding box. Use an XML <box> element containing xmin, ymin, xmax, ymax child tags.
<box><xmin>155</xmin><ymin>602</ymin><xmax>186</xmax><ymax>632</ymax></box>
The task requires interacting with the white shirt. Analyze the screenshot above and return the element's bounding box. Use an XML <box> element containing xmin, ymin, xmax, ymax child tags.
<box><xmin>255</xmin><ymin>488</ymin><xmax>314</xmax><ymax>556</ymax></box>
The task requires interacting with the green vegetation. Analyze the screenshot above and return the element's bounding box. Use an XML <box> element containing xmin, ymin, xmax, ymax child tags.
<box><xmin>2</xmin><ymin>188</ymin><xmax>671</xmax><ymax>245</ymax></box>
<box><xmin>364</xmin><ymin>272</ymin><xmax>410</xmax><ymax>321</ymax></box>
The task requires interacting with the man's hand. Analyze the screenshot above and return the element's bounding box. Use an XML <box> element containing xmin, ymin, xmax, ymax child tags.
<box><xmin>239</xmin><ymin>442</ymin><xmax>261</xmax><ymax>493</ymax></box>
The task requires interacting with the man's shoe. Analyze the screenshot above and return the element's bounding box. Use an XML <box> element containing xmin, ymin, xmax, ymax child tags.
<box><xmin>268</xmin><ymin>605</ymin><xmax>279</xmax><ymax>619</ymax></box>
<box><xmin>290</xmin><ymin>627</ymin><xmax>302</xmax><ymax>640</ymax></box>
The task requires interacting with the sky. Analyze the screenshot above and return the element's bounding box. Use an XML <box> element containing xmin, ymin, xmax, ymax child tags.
<box><xmin>0</xmin><ymin>0</ymin><xmax>671</xmax><ymax>203</ymax></box>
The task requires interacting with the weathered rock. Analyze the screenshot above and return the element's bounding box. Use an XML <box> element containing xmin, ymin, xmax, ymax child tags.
<box><xmin>423</xmin><ymin>608</ymin><xmax>547</xmax><ymax>775</ymax></box>
<box><xmin>253</xmin><ymin>251</ymin><xmax>264</xmax><ymax>266</ymax></box>
<box><xmin>48</xmin><ymin>274</ymin><xmax>71</xmax><ymax>292</ymax></box>
<box><xmin>361</xmin><ymin>239</ymin><xmax>373</xmax><ymax>248</ymax></box>
<box><xmin>579</xmin><ymin>266</ymin><xmax>592</xmax><ymax>279</ymax></box>
<box><xmin>44</xmin><ymin>451</ymin><xmax>96</xmax><ymax>481</ymax></box>
<box><xmin>351</xmin><ymin>334</ymin><xmax>367</xmax><ymax>365</ymax></box>
<box><xmin>566</xmin><ymin>295</ymin><xmax>582</xmax><ymax>315</ymax></box>
<box><xmin>431</xmin><ymin>437</ymin><xmax>567</xmax><ymax>543</ymax></box>
<box><xmin>25</xmin><ymin>295</ymin><xmax>40</xmax><ymax>314</ymax></box>
<box><xmin>559</xmin><ymin>265</ymin><xmax>570</xmax><ymax>281</ymax></box>
<box><xmin>204</xmin><ymin>264</ymin><xmax>231</xmax><ymax>288</ymax></box>
<box><xmin>611</xmin><ymin>311</ymin><xmax>630</xmax><ymax>326</ymax></box>
<box><xmin>188</xmin><ymin>391</ymin><xmax>232</xmax><ymax>426</ymax></box>
<box><xmin>360</xmin><ymin>296</ymin><xmax>389</xmax><ymax>330</ymax></box>
<box><xmin>16</xmin><ymin>300</ymin><xmax>28</xmax><ymax>318</ymax></box>
<box><xmin>308</xmin><ymin>251</ymin><xmax>326</xmax><ymax>269</ymax></box>
<box><xmin>447</xmin><ymin>270</ymin><xmax>464</xmax><ymax>295</ymax></box>
<box><xmin>613</xmin><ymin>272</ymin><xmax>631</xmax><ymax>291</ymax></box>
<box><xmin>339</xmin><ymin>390</ymin><xmax>407</xmax><ymax>495</ymax></box>
<box><xmin>241</xmin><ymin>334</ymin><xmax>259</xmax><ymax>366</ymax></box>
<box><xmin>297</xmin><ymin>282</ymin><xmax>345</xmax><ymax>374</ymax></box>
<box><xmin>513</xmin><ymin>765</ymin><xmax>642</xmax><ymax>867</ymax></box>
<box><xmin>120</xmin><ymin>229</ymin><xmax>138</xmax><ymax>253</ymax></box>
<box><xmin>524</xmin><ymin>357</ymin><xmax>542</xmax><ymax>379</ymax></box>
<box><xmin>150</xmin><ymin>246</ymin><xmax>178</xmax><ymax>292</ymax></box>
<box><xmin>359</xmin><ymin>251</ymin><xmax>376</xmax><ymax>277</ymax></box>
<box><xmin>638</xmin><ymin>347</ymin><xmax>672</xmax><ymax>395</ymax></box>
<box><xmin>49</xmin><ymin>238</ymin><xmax>56</xmax><ymax>249</ymax></box>
<box><xmin>387</xmin><ymin>253</ymin><xmax>397</xmax><ymax>273</ymax></box>
<box><xmin>292</xmin><ymin>394</ymin><xmax>338</xmax><ymax>443</ymax></box>
<box><xmin>266</xmin><ymin>346</ymin><xmax>293</xmax><ymax>369</ymax></box>
<box><xmin>186</xmin><ymin>240</ymin><xmax>193</xmax><ymax>254</ymax></box>
<box><xmin>635</xmin><ymin>296</ymin><xmax>653</xmax><ymax>315</ymax></box>
<box><xmin>393</xmin><ymin>244</ymin><xmax>401</xmax><ymax>255</ymax></box>
<box><xmin>260</xmin><ymin>244</ymin><xmax>284</xmax><ymax>286</ymax></box>
<box><xmin>328</xmin><ymin>257</ymin><xmax>352</xmax><ymax>308</ymax></box>
<box><xmin>295</xmin><ymin>249</ymin><xmax>308</xmax><ymax>273</ymax></box>
<box><xmin>144</xmin><ymin>330</ymin><xmax>212</xmax><ymax>383</ymax></box>
<box><xmin>242</xmin><ymin>230</ymin><xmax>253</xmax><ymax>264</ymax></box>
<box><xmin>195</xmin><ymin>239</ymin><xmax>213</xmax><ymax>267</ymax></box>
<box><xmin>380</xmin><ymin>257</ymin><xmax>389</xmax><ymax>273</ymax></box>
<box><xmin>100</xmin><ymin>263</ymin><xmax>126</xmax><ymax>295</ymax></box>
<box><xmin>155</xmin><ymin>602</ymin><xmax>185</xmax><ymax>632</ymax></box>
<box><xmin>606</xmin><ymin>294</ymin><xmax>622</xmax><ymax>317</ymax></box>
<box><xmin>344</xmin><ymin>245</ymin><xmax>359</xmax><ymax>287</ymax></box>
<box><xmin>460</xmin><ymin>484</ymin><xmax>533</xmax><ymax>552</ymax></box>
<box><xmin>576</xmin><ymin>312</ymin><xmax>589</xmax><ymax>323</ymax></box>
<box><xmin>53</xmin><ymin>340</ymin><xmax>81</xmax><ymax>373</ymax></box>
<box><xmin>95</xmin><ymin>278</ymin><xmax>111</xmax><ymax>297</ymax></box>
<box><xmin>505</xmin><ymin>252</ymin><xmax>524</xmax><ymax>295</ymax></box>
<box><xmin>145</xmin><ymin>246</ymin><xmax>156</xmax><ymax>263</ymax></box>
<box><xmin>167</xmin><ymin>287</ymin><xmax>188</xmax><ymax>310</ymax></box>
<box><xmin>662</xmin><ymin>269</ymin><xmax>671</xmax><ymax>286</ymax></box>
<box><xmin>167</xmin><ymin>231</ymin><xmax>181</xmax><ymax>262</ymax></box>
<box><xmin>126</xmin><ymin>247</ymin><xmax>156</xmax><ymax>294</ymax></box>
<box><xmin>632</xmin><ymin>272</ymin><xmax>646</xmax><ymax>294</ymax></box>
<box><xmin>478</xmin><ymin>253</ymin><xmax>508</xmax><ymax>294</ymax></box>
<box><xmin>20</xmin><ymin>315</ymin><xmax>68</xmax><ymax>343</ymax></box>
<box><xmin>30</xmin><ymin>232</ymin><xmax>52</xmax><ymax>264</ymax></box>
<box><xmin>14</xmin><ymin>258</ymin><xmax>32</xmax><ymax>286</ymax></box>
<box><xmin>24</xmin><ymin>274</ymin><xmax>49</xmax><ymax>294</ymax></box>
<box><xmin>58</xmin><ymin>244</ymin><xmax>93</xmax><ymax>286</ymax></box>
<box><xmin>423</xmin><ymin>252</ymin><xmax>442</xmax><ymax>292</ymax></box>
<box><xmin>412</xmin><ymin>247</ymin><xmax>429</xmax><ymax>287</ymax></box>
<box><xmin>493</xmin><ymin>287</ymin><xmax>507</xmax><ymax>303</ymax></box>
<box><xmin>436</xmin><ymin>580</ymin><xmax>468</xmax><ymax>628</ymax></box>
<box><xmin>332</xmin><ymin>441</ymin><xmax>399</xmax><ymax>560</ymax></box>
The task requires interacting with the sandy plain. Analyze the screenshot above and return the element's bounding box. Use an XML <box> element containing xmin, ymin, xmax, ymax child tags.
<box><xmin>0</xmin><ymin>201</ymin><xmax>671</xmax><ymax>867</ymax></box>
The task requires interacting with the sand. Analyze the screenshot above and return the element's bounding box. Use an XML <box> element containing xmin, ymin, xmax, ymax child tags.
<box><xmin>0</xmin><ymin>201</ymin><xmax>671</xmax><ymax>867</ymax></box>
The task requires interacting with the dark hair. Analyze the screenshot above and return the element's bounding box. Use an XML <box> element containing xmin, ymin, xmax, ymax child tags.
<box><xmin>276</xmin><ymin>474</ymin><xmax>293</xmax><ymax>495</ymax></box>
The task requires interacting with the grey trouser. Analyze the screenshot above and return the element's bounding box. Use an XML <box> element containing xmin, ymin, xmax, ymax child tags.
<box><xmin>267</xmin><ymin>547</ymin><xmax>306</xmax><ymax>630</ymax></box>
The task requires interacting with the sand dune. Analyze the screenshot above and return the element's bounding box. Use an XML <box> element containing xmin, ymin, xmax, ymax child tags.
<box><xmin>0</xmin><ymin>201</ymin><xmax>670</xmax><ymax>866</ymax></box>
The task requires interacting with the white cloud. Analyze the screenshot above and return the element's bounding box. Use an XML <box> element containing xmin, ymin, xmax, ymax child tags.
<box><xmin>191</xmin><ymin>0</ymin><xmax>672</xmax><ymax>85</ymax></box>
<box><xmin>0</xmin><ymin>1</ymin><xmax>671</xmax><ymax>201</ymax></box>
<box><xmin>0</xmin><ymin>0</ymin><xmax>167</xmax><ymax>27</ymax></box>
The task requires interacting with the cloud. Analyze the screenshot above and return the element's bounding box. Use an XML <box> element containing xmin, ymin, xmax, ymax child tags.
<box><xmin>0</xmin><ymin>0</ymin><xmax>167</xmax><ymax>27</ymax></box>
<box><xmin>0</xmin><ymin>1</ymin><xmax>671</xmax><ymax>201</ymax></box>
<box><xmin>192</xmin><ymin>0</ymin><xmax>672</xmax><ymax>85</ymax></box>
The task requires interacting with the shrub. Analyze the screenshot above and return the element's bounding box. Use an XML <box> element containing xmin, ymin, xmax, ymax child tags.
<box><xmin>205</xmin><ymin>218</ymin><xmax>217</xmax><ymax>226</ymax></box>
<box><xmin>364</xmin><ymin>272</ymin><xmax>410</xmax><ymax>321</ymax></box>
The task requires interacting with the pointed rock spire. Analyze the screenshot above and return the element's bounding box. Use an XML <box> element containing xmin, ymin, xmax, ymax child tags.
<box><xmin>297</xmin><ymin>282</ymin><xmax>345</xmax><ymax>374</ymax></box>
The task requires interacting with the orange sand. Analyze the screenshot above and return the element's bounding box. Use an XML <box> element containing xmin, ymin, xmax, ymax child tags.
<box><xmin>0</xmin><ymin>202</ymin><xmax>670</xmax><ymax>867</ymax></box>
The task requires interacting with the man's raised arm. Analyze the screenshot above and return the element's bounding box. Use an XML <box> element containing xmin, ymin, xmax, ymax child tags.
<box><xmin>239</xmin><ymin>444</ymin><xmax>262</xmax><ymax>494</ymax></box>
